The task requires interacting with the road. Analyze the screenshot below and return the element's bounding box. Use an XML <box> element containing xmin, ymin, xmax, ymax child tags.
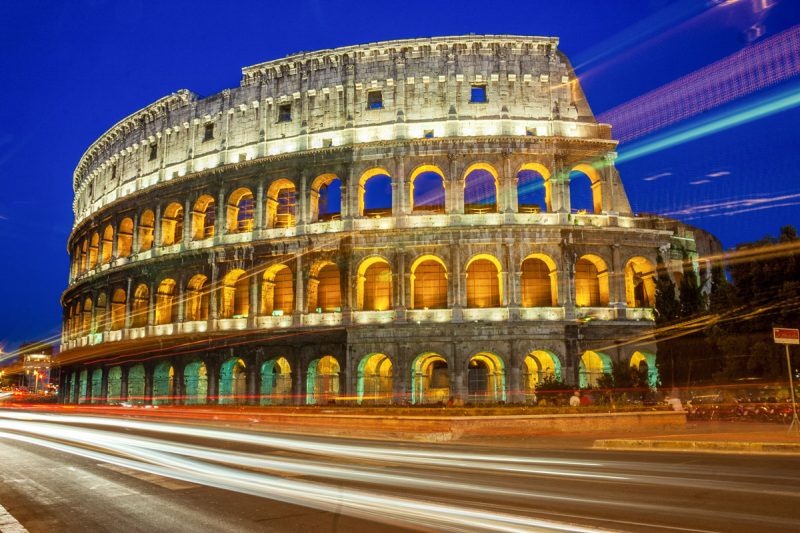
<box><xmin>0</xmin><ymin>409</ymin><xmax>799</xmax><ymax>532</ymax></box>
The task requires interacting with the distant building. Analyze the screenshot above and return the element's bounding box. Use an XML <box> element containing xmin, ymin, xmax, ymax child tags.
<box><xmin>19</xmin><ymin>342</ymin><xmax>53</xmax><ymax>392</ymax></box>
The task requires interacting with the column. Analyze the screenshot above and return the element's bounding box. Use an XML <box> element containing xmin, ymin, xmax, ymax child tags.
<box><xmin>100</xmin><ymin>367</ymin><xmax>109</xmax><ymax>404</ymax></box>
<box><xmin>72</xmin><ymin>371</ymin><xmax>81</xmax><ymax>404</ymax></box>
<box><xmin>183</xmin><ymin>198</ymin><xmax>192</xmax><ymax>244</ymax></box>
<box><xmin>206</xmin><ymin>360</ymin><xmax>219</xmax><ymax>405</ymax></box>
<box><xmin>173</xmin><ymin>364</ymin><xmax>185</xmax><ymax>405</ymax></box>
<box><xmin>293</xmin><ymin>255</ymin><xmax>304</xmax><ymax>325</ymax></box>
<box><xmin>124</xmin><ymin>277</ymin><xmax>133</xmax><ymax>329</ymax></box>
<box><xmin>143</xmin><ymin>365</ymin><xmax>153</xmax><ymax>405</ymax></box>
<box><xmin>177</xmin><ymin>273</ymin><xmax>186</xmax><ymax>324</ymax></box>
<box><xmin>131</xmin><ymin>212</ymin><xmax>140</xmax><ymax>254</ymax></box>
<box><xmin>120</xmin><ymin>366</ymin><xmax>129</xmax><ymax>403</ymax></box>
<box><xmin>111</xmin><ymin>220</ymin><xmax>119</xmax><ymax>261</ymax></box>
<box><xmin>209</xmin><ymin>260</ymin><xmax>219</xmax><ymax>321</ymax></box>
<box><xmin>255</xmin><ymin>180</ymin><xmax>265</xmax><ymax>230</ymax></box>
<box><xmin>293</xmin><ymin>359</ymin><xmax>305</xmax><ymax>406</ymax></box>
<box><xmin>246</xmin><ymin>364</ymin><xmax>258</xmax><ymax>406</ymax></box>
<box><xmin>248</xmin><ymin>273</ymin><xmax>259</xmax><ymax>327</ymax></box>
<box><xmin>215</xmin><ymin>188</ymin><xmax>227</xmax><ymax>238</ymax></box>
<box><xmin>147</xmin><ymin>282</ymin><xmax>156</xmax><ymax>326</ymax></box>
<box><xmin>152</xmin><ymin>203</ymin><xmax>162</xmax><ymax>250</ymax></box>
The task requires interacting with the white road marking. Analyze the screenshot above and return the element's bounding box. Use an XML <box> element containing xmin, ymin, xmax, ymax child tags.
<box><xmin>0</xmin><ymin>503</ymin><xmax>29</xmax><ymax>533</ymax></box>
<box><xmin>98</xmin><ymin>463</ymin><xmax>196</xmax><ymax>490</ymax></box>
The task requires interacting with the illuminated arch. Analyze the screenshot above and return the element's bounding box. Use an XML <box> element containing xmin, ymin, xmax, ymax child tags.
<box><xmin>625</xmin><ymin>257</ymin><xmax>656</xmax><ymax>308</ymax></box>
<box><xmin>161</xmin><ymin>202</ymin><xmax>184</xmax><ymax>246</ymax></box>
<box><xmin>411</xmin><ymin>352</ymin><xmax>449</xmax><ymax>404</ymax></box>
<box><xmin>579</xmin><ymin>350</ymin><xmax>612</xmax><ymax>388</ymax></box>
<box><xmin>357</xmin><ymin>353</ymin><xmax>394</xmax><ymax>404</ymax></box>
<box><xmin>521</xmin><ymin>253</ymin><xmax>558</xmax><ymax>307</ymax></box>
<box><xmin>155</xmin><ymin>278</ymin><xmax>177</xmax><ymax>325</ymax></box>
<box><xmin>307</xmin><ymin>261</ymin><xmax>341</xmax><ymax>313</ymax></box>
<box><xmin>117</xmin><ymin>217</ymin><xmax>133</xmax><ymax>258</ymax></box>
<box><xmin>78</xmin><ymin>369</ymin><xmax>88</xmax><ymax>403</ymax></box>
<box><xmin>191</xmin><ymin>195</ymin><xmax>216</xmax><ymax>240</ymax></box>
<box><xmin>266</xmin><ymin>178</ymin><xmax>297</xmax><ymax>228</ymax></box>
<box><xmin>80</xmin><ymin>238</ymin><xmax>87</xmax><ymax>273</ymax></box>
<box><xmin>131</xmin><ymin>283</ymin><xmax>149</xmax><ymax>327</ymax></box>
<box><xmin>88</xmin><ymin>232</ymin><xmax>99</xmax><ymax>269</ymax></box>
<box><xmin>127</xmin><ymin>364</ymin><xmax>146</xmax><ymax>404</ymax></box>
<box><xmin>358</xmin><ymin>167</ymin><xmax>392</xmax><ymax>217</ymax></box>
<box><xmin>153</xmin><ymin>361</ymin><xmax>174</xmax><ymax>405</ymax></box>
<box><xmin>220</xmin><ymin>269</ymin><xmax>249</xmax><ymax>319</ymax></box>
<box><xmin>186</xmin><ymin>274</ymin><xmax>209</xmax><ymax>321</ymax></box>
<box><xmin>463</xmin><ymin>162</ymin><xmax>499</xmax><ymax>214</ymax></box>
<box><xmin>356</xmin><ymin>257</ymin><xmax>393</xmax><ymax>311</ymax></box>
<box><xmin>261</xmin><ymin>264</ymin><xmax>294</xmax><ymax>316</ymax></box>
<box><xmin>101</xmin><ymin>224</ymin><xmax>114</xmax><ymax>264</ymax></box>
<box><xmin>260</xmin><ymin>357</ymin><xmax>291</xmax><ymax>405</ymax></box>
<box><xmin>409</xmin><ymin>164</ymin><xmax>446</xmax><ymax>213</ymax></box>
<box><xmin>111</xmin><ymin>288</ymin><xmax>126</xmax><ymax>330</ymax></box>
<box><xmin>575</xmin><ymin>254</ymin><xmax>609</xmax><ymax>307</ymax></box>
<box><xmin>138</xmin><ymin>209</ymin><xmax>155</xmax><ymax>252</ymax></box>
<box><xmin>306</xmin><ymin>355</ymin><xmax>340</xmax><ymax>405</ymax></box>
<box><xmin>410</xmin><ymin>254</ymin><xmax>448</xmax><ymax>310</ymax></box>
<box><xmin>95</xmin><ymin>292</ymin><xmax>108</xmax><ymax>331</ymax></box>
<box><xmin>107</xmin><ymin>366</ymin><xmax>123</xmax><ymax>403</ymax></box>
<box><xmin>522</xmin><ymin>350</ymin><xmax>563</xmax><ymax>401</ymax></box>
<box><xmin>631</xmin><ymin>350</ymin><xmax>659</xmax><ymax>388</ymax></box>
<box><xmin>82</xmin><ymin>297</ymin><xmax>93</xmax><ymax>335</ymax></box>
<box><xmin>467</xmin><ymin>352</ymin><xmax>506</xmax><ymax>403</ymax></box>
<box><xmin>227</xmin><ymin>187</ymin><xmax>254</xmax><ymax>234</ymax></box>
<box><xmin>465</xmin><ymin>253</ymin><xmax>503</xmax><ymax>308</ymax></box>
<box><xmin>569</xmin><ymin>163</ymin><xmax>603</xmax><ymax>214</ymax></box>
<box><xmin>517</xmin><ymin>162</ymin><xmax>552</xmax><ymax>213</ymax></box>
<box><xmin>310</xmin><ymin>173</ymin><xmax>341</xmax><ymax>222</ymax></box>
<box><xmin>219</xmin><ymin>357</ymin><xmax>246</xmax><ymax>405</ymax></box>
<box><xmin>183</xmin><ymin>360</ymin><xmax>208</xmax><ymax>405</ymax></box>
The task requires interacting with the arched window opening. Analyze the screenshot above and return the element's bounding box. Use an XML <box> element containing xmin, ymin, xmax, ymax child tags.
<box><xmin>306</xmin><ymin>355</ymin><xmax>340</xmax><ymax>405</ymax></box>
<box><xmin>101</xmin><ymin>225</ymin><xmax>114</xmax><ymax>264</ymax></box>
<box><xmin>579</xmin><ymin>350</ymin><xmax>611</xmax><ymax>388</ymax></box>
<box><xmin>467</xmin><ymin>353</ymin><xmax>505</xmax><ymax>403</ymax></box>
<box><xmin>127</xmin><ymin>364</ymin><xmax>146</xmax><ymax>404</ymax></box>
<box><xmin>183</xmin><ymin>361</ymin><xmax>208</xmax><ymax>405</ymax></box>
<box><xmin>517</xmin><ymin>165</ymin><xmax>551</xmax><ymax>213</ymax></box>
<box><xmin>78</xmin><ymin>369</ymin><xmax>88</xmax><ymax>403</ymax></box>
<box><xmin>72</xmin><ymin>302</ymin><xmax>81</xmax><ymax>338</ymax></box>
<box><xmin>521</xmin><ymin>256</ymin><xmax>557</xmax><ymax>307</ymax></box>
<box><xmin>79</xmin><ymin>239</ymin><xmax>88</xmax><ymax>274</ymax></box>
<box><xmin>161</xmin><ymin>202</ymin><xmax>184</xmax><ymax>246</ymax></box>
<box><xmin>464</xmin><ymin>165</ymin><xmax>498</xmax><ymax>214</ymax></box>
<box><xmin>155</xmin><ymin>278</ymin><xmax>177</xmax><ymax>325</ymax></box>
<box><xmin>153</xmin><ymin>362</ymin><xmax>174</xmax><ymax>405</ymax></box>
<box><xmin>260</xmin><ymin>357</ymin><xmax>291</xmax><ymax>405</ymax></box>
<box><xmin>575</xmin><ymin>255</ymin><xmax>609</xmax><ymax>307</ymax></box>
<box><xmin>360</xmin><ymin>169</ymin><xmax>392</xmax><ymax>218</ymax></box>
<box><xmin>192</xmin><ymin>195</ymin><xmax>216</xmax><ymax>240</ymax></box>
<box><xmin>111</xmin><ymin>288</ymin><xmax>126</xmax><ymax>330</ymax></box>
<box><xmin>117</xmin><ymin>218</ymin><xmax>133</xmax><ymax>258</ymax></box>
<box><xmin>131</xmin><ymin>283</ymin><xmax>149</xmax><ymax>328</ymax></box>
<box><xmin>267</xmin><ymin>179</ymin><xmax>297</xmax><ymax>228</ymax></box>
<box><xmin>95</xmin><ymin>292</ymin><xmax>108</xmax><ymax>331</ymax></box>
<box><xmin>227</xmin><ymin>188</ymin><xmax>255</xmax><ymax>234</ymax></box>
<box><xmin>630</xmin><ymin>351</ymin><xmax>658</xmax><ymax>388</ymax></box>
<box><xmin>221</xmin><ymin>269</ymin><xmax>249</xmax><ymax>319</ymax></box>
<box><xmin>357</xmin><ymin>353</ymin><xmax>393</xmax><ymax>404</ymax></box>
<box><xmin>72</xmin><ymin>244</ymin><xmax>81</xmax><ymax>278</ymax></box>
<box><xmin>312</xmin><ymin>174</ymin><xmax>341</xmax><ymax>222</ymax></box>
<box><xmin>261</xmin><ymin>265</ymin><xmax>293</xmax><ymax>316</ymax></box>
<box><xmin>88</xmin><ymin>233</ymin><xmax>100</xmax><ymax>269</ymax></box>
<box><xmin>308</xmin><ymin>263</ymin><xmax>341</xmax><ymax>313</ymax></box>
<box><xmin>522</xmin><ymin>351</ymin><xmax>561</xmax><ymax>402</ymax></box>
<box><xmin>357</xmin><ymin>258</ymin><xmax>392</xmax><ymax>311</ymax></box>
<box><xmin>569</xmin><ymin>164</ymin><xmax>602</xmax><ymax>214</ymax></box>
<box><xmin>138</xmin><ymin>210</ymin><xmax>155</xmax><ymax>252</ymax></box>
<box><xmin>410</xmin><ymin>167</ymin><xmax>445</xmax><ymax>213</ymax></box>
<box><xmin>411</xmin><ymin>353</ymin><xmax>449</xmax><ymax>404</ymax></box>
<box><xmin>107</xmin><ymin>367</ymin><xmax>123</xmax><ymax>403</ymax></box>
<box><xmin>219</xmin><ymin>357</ymin><xmax>246</xmax><ymax>405</ymax></box>
<box><xmin>625</xmin><ymin>257</ymin><xmax>656</xmax><ymax>308</ymax></box>
<box><xmin>186</xmin><ymin>274</ymin><xmax>209</xmax><ymax>321</ymax></box>
<box><xmin>411</xmin><ymin>257</ymin><xmax>447</xmax><ymax>310</ymax></box>
<box><xmin>466</xmin><ymin>256</ymin><xmax>501</xmax><ymax>308</ymax></box>
<box><xmin>82</xmin><ymin>298</ymin><xmax>93</xmax><ymax>335</ymax></box>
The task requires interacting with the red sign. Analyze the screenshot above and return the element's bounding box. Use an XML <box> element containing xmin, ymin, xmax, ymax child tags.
<box><xmin>773</xmin><ymin>328</ymin><xmax>800</xmax><ymax>345</ymax></box>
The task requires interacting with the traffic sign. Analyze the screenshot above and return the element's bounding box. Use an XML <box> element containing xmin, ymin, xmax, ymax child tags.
<box><xmin>773</xmin><ymin>328</ymin><xmax>800</xmax><ymax>345</ymax></box>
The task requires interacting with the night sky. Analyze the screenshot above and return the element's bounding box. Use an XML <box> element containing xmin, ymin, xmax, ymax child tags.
<box><xmin>1</xmin><ymin>0</ymin><xmax>798</xmax><ymax>351</ymax></box>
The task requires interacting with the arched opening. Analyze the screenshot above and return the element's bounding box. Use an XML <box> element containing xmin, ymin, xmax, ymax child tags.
<box><xmin>127</xmin><ymin>364</ymin><xmax>146</xmax><ymax>404</ymax></box>
<box><xmin>575</xmin><ymin>255</ymin><xmax>610</xmax><ymax>307</ymax></box>
<box><xmin>219</xmin><ymin>358</ymin><xmax>247</xmax><ymax>405</ymax></box>
<box><xmin>72</xmin><ymin>244</ymin><xmax>81</xmax><ymax>278</ymax></box>
<box><xmin>357</xmin><ymin>353</ymin><xmax>393</xmax><ymax>404</ymax></box>
<box><xmin>81</xmin><ymin>297</ymin><xmax>93</xmax><ymax>335</ymax></box>
<box><xmin>101</xmin><ymin>225</ymin><xmax>114</xmax><ymax>264</ymax></box>
<box><xmin>111</xmin><ymin>288</ymin><xmax>126</xmax><ymax>330</ymax></box>
<box><xmin>117</xmin><ymin>217</ymin><xmax>133</xmax><ymax>258</ymax></box>
<box><xmin>311</xmin><ymin>173</ymin><xmax>341</xmax><ymax>222</ymax></box>
<box><xmin>191</xmin><ymin>195</ymin><xmax>216</xmax><ymax>240</ymax></box>
<box><xmin>186</xmin><ymin>274</ymin><xmax>209</xmax><ymax>322</ymax></box>
<box><xmin>517</xmin><ymin>164</ymin><xmax>551</xmax><ymax>213</ymax></box>
<box><xmin>153</xmin><ymin>361</ymin><xmax>174</xmax><ymax>405</ymax></box>
<box><xmin>260</xmin><ymin>357</ymin><xmax>291</xmax><ymax>405</ymax></box>
<box><xmin>79</xmin><ymin>239</ymin><xmax>87</xmax><ymax>274</ymax></box>
<box><xmin>88</xmin><ymin>232</ymin><xmax>99</xmax><ymax>269</ymax></box>
<box><xmin>261</xmin><ymin>264</ymin><xmax>294</xmax><ymax>316</ymax></box>
<box><xmin>357</xmin><ymin>257</ymin><xmax>392</xmax><ymax>311</ymax></box>
<box><xmin>522</xmin><ymin>350</ymin><xmax>562</xmax><ymax>402</ymax></box>
<box><xmin>107</xmin><ymin>367</ymin><xmax>122</xmax><ymax>403</ymax></box>
<box><xmin>521</xmin><ymin>255</ymin><xmax>558</xmax><ymax>307</ymax></box>
<box><xmin>359</xmin><ymin>168</ymin><xmax>392</xmax><ymax>218</ymax></box>
<box><xmin>161</xmin><ymin>202</ymin><xmax>184</xmax><ymax>246</ymax></box>
<box><xmin>72</xmin><ymin>302</ymin><xmax>80</xmax><ymax>338</ymax></box>
<box><xmin>95</xmin><ymin>292</ymin><xmax>108</xmax><ymax>331</ymax></box>
<box><xmin>307</xmin><ymin>262</ymin><xmax>341</xmax><ymax>313</ymax></box>
<box><xmin>155</xmin><ymin>279</ymin><xmax>176</xmax><ymax>325</ymax></box>
<box><xmin>569</xmin><ymin>164</ymin><xmax>602</xmax><ymax>214</ymax></box>
<box><xmin>266</xmin><ymin>179</ymin><xmax>297</xmax><ymax>228</ymax></box>
<box><xmin>625</xmin><ymin>257</ymin><xmax>656</xmax><ymax>308</ymax></box>
<box><xmin>410</xmin><ymin>165</ymin><xmax>445</xmax><ymax>213</ymax></box>
<box><xmin>464</xmin><ymin>163</ymin><xmax>498</xmax><ymax>214</ymax></box>
<box><xmin>131</xmin><ymin>283</ymin><xmax>149</xmax><ymax>328</ymax></box>
<box><xmin>467</xmin><ymin>352</ymin><xmax>505</xmax><ymax>403</ymax></box>
<box><xmin>227</xmin><ymin>187</ymin><xmax>255</xmax><ymax>234</ymax></box>
<box><xmin>183</xmin><ymin>361</ymin><xmax>208</xmax><ymax>405</ymax></box>
<box><xmin>306</xmin><ymin>355</ymin><xmax>340</xmax><ymax>405</ymax></box>
<box><xmin>579</xmin><ymin>350</ymin><xmax>612</xmax><ymax>388</ymax></box>
<box><xmin>220</xmin><ymin>269</ymin><xmax>249</xmax><ymax>319</ymax></box>
<box><xmin>91</xmin><ymin>368</ymin><xmax>103</xmax><ymax>404</ymax></box>
<box><xmin>138</xmin><ymin>210</ymin><xmax>155</xmax><ymax>252</ymax></box>
<box><xmin>466</xmin><ymin>254</ymin><xmax>502</xmax><ymax>308</ymax></box>
<box><xmin>78</xmin><ymin>369</ymin><xmax>88</xmax><ymax>403</ymax></box>
<box><xmin>631</xmin><ymin>351</ymin><xmax>658</xmax><ymax>388</ymax></box>
<box><xmin>411</xmin><ymin>352</ymin><xmax>449</xmax><ymax>404</ymax></box>
<box><xmin>410</xmin><ymin>256</ymin><xmax>448</xmax><ymax>309</ymax></box>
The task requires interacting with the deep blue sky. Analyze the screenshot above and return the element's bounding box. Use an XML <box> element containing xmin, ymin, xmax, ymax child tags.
<box><xmin>1</xmin><ymin>0</ymin><xmax>798</xmax><ymax>350</ymax></box>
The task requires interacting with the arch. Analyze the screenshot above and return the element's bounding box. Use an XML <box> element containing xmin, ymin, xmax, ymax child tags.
<box><xmin>261</xmin><ymin>264</ymin><xmax>294</xmax><ymax>316</ymax></box>
<box><xmin>72</xmin><ymin>301</ymin><xmax>81</xmax><ymax>338</ymax></box>
<box><xmin>411</xmin><ymin>352</ymin><xmax>449</xmax><ymax>404</ymax></box>
<box><xmin>191</xmin><ymin>195</ymin><xmax>216</xmax><ymax>240</ymax></box>
<box><xmin>359</xmin><ymin>167</ymin><xmax>392</xmax><ymax>217</ymax></box>
<box><xmin>409</xmin><ymin>164</ymin><xmax>445</xmax><ymax>213</ymax></box>
<box><xmin>463</xmin><ymin>163</ymin><xmax>499</xmax><ymax>214</ymax></box>
<box><xmin>522</xmin><ymin>350</ymin><xmax>562</xmax><ymax>401</ymax></box>
<box><xmin>152</xmin><ymin>361</ymin><xmax>174</xmax><ymax>405</ymax></box>
<box><xmin>356</xmin><ymin>257</ymin><xmax>393</xmax><ymax>311</ymax></box>
<box><xmin>410</xmin><ymin>255</ymin><xmax>448</xmax><ymax>310</ymax></box>
<box><xmin>79</xmin><ymin>238</ymin><xmax>87</xmax><ymax>274</ymax></box>
<box><xmin>227</xmin><ymin>187</ymin><xmax>255</xmax><ymax>234</ymax></box>
<box><xmin>311</xmin><ymin>173</ymin><xmax>341</xmax><ymax>222</ymax></box>
<box><xmin>88</xmin><ymin>232</ymin><xmax>100</xmax><ymax>269</ymax></box>
<box><xmin>107</xmin><ymin>367</ymin><xmax>123</xmax><ymax>403</ymax></box>
<box><xmin>260</xmin><ymin>357</ymin><xmax>291</xmax><ymax>405</ymax></box>
<box><xmin>465</xmin><ymin>253</ymin><xmax>503</xmax><ymax>308</ymax></box>
<box><xmin>306</xmin><ymin>355</ymin><xmax>340</xmax><ymax>405</ymax></box>
<box><xmin>183</xmin><ymin>361</ymin><xmax>208</xmax><ymax>404</ymax></box>
<box><xmin>186</xmin><ymin>274</ymin><xmax>209</xmax><ymax>321</ymax></box>
<box><xmin>154</xmin><ymin>278</ymin><xmax>177</xmax><ymax>325</ymax></box>
<box><xmin>579</xmin><ymin>350</ymin><xmax>612</xmax><ymax>388</ymax></box>
<box><xmin>357</xmin><ymin>353</ymin><xmax>393</xmax><ymax>404</ymax></box>
<box><xmin>117</xmin><ymin>217</ymin><xmax>133</xmax><ymax>258</ymax></box>
<box><xmin>131</xmin><ymin>283</ymin><xmax>149</xmax><ymax>328</ymax></box>
<box><xmin>220</xmin><ymin>269</ymin><xmax>249</xmax><ymax>319</ymax></box>
<box><xmin>521</xmin><ymin>254</ymin><xmax>558</xmax><ymax>307</ymax></box>
<box><xmin>127</xmin><ymin>364</ymin><xmax>146</xmax><ymax>404</ymax></box>
<box><xmin>266</xmin><ymin>178</ymin><xmax>297</xmax><ymax>228</ymax></box>
<box><xmin>101</xmin><ymin>224</ymin><xmax>114</xmax><ymax>264</ymax></box>
<box><xmin>111</xmin><ymin>288</ymin><xmax>127</xmax><ymax>330</ymax></box>
<box><xmin>161</xmin><ymin>202</ymin><xmax>184</xmax><ymax>246</ymax></box>
<box><xmin>517</xmin><ymin>163</ymin><xmax>552</xmax><ymax>213</ymax></box>
<box><xmin>218</xmin><ymin>357</ymin><xmax>246</xmax><ymax>405</ymax></box>
<box><xmin>569</xmin><ymin>163</ymin><xmax>602</xmax><ymax>214</ymax></box>
<box><xmin>81</xmin><ymin>297</ymin><xmax>93</xmax><ymax>335</ymax></box>
<box><xmin>95</xmin><ymin>292</ymin><xmax>108</xmax><ymax>331</ymax></box>
<box><xmin>467</xmin><ymin>352</ymin><xmax>506</xmax><ymax>403</ymax></box>
<box><xmin>575</xmin><ymin>255</ymin><xmax>610</xmax><ymax>307</ymax></box>
<box><xmin>138</xmin><ymin>209</ymin><xmax>155</xmax><ymax>252</ymax></box>
<box><xmin>631</xmin><ymin>350</ymin><xmax>658</xmax><ymax>388</ymax></box>
<box><xmin>625</xmin><ymin>257</ymin><xmax>656</xmax><ymax>308</ymax></box>
<box><xmin>307</xmin><ymin>262</ymin><xmax>341</xmax><ymax>313</ymax></box>
<box><xmin>90</xmin><ymin>368</ymin><xmax>103</xmax><ymax>404</ymax></box>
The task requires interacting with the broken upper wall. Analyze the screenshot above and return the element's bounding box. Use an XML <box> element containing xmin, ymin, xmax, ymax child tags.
<box><xmin>72</xmin><ymin>35</ymin><xmax>612</xmax><ymax>226</ymax></box>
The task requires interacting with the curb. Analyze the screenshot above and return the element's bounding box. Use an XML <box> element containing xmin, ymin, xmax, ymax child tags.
<box><xmin>593</xmin><ymin>438</ymin><xmax>800</xmax><ymax>455</ymax></box>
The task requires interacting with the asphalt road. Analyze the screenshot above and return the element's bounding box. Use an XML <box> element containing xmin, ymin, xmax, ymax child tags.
<box><xmin>0</xmin><ymin>410</ymin><xmax>799</xmax><ymax>532</ymax></box>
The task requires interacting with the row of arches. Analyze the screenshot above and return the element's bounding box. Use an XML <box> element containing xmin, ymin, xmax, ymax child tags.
<box><xmin>64</xmin><ymin>253</ymin><xmax>656</xmax><ymax>338</ymax></box>
<box><xmin>62</xmin><ymin>350</ymin><xmax>656</xmax><ymax>406</ymax></box>
<box><xmin>70</xmin><ymin>162</ymin><xmax>606</xmax><ymax>278</ymax></box>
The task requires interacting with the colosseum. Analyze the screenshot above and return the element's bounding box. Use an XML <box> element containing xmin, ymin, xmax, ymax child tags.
<box><xmin>58</xmin><ymin>35</ymin><xmax>714</xmax><ymax>406</ymax></box>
